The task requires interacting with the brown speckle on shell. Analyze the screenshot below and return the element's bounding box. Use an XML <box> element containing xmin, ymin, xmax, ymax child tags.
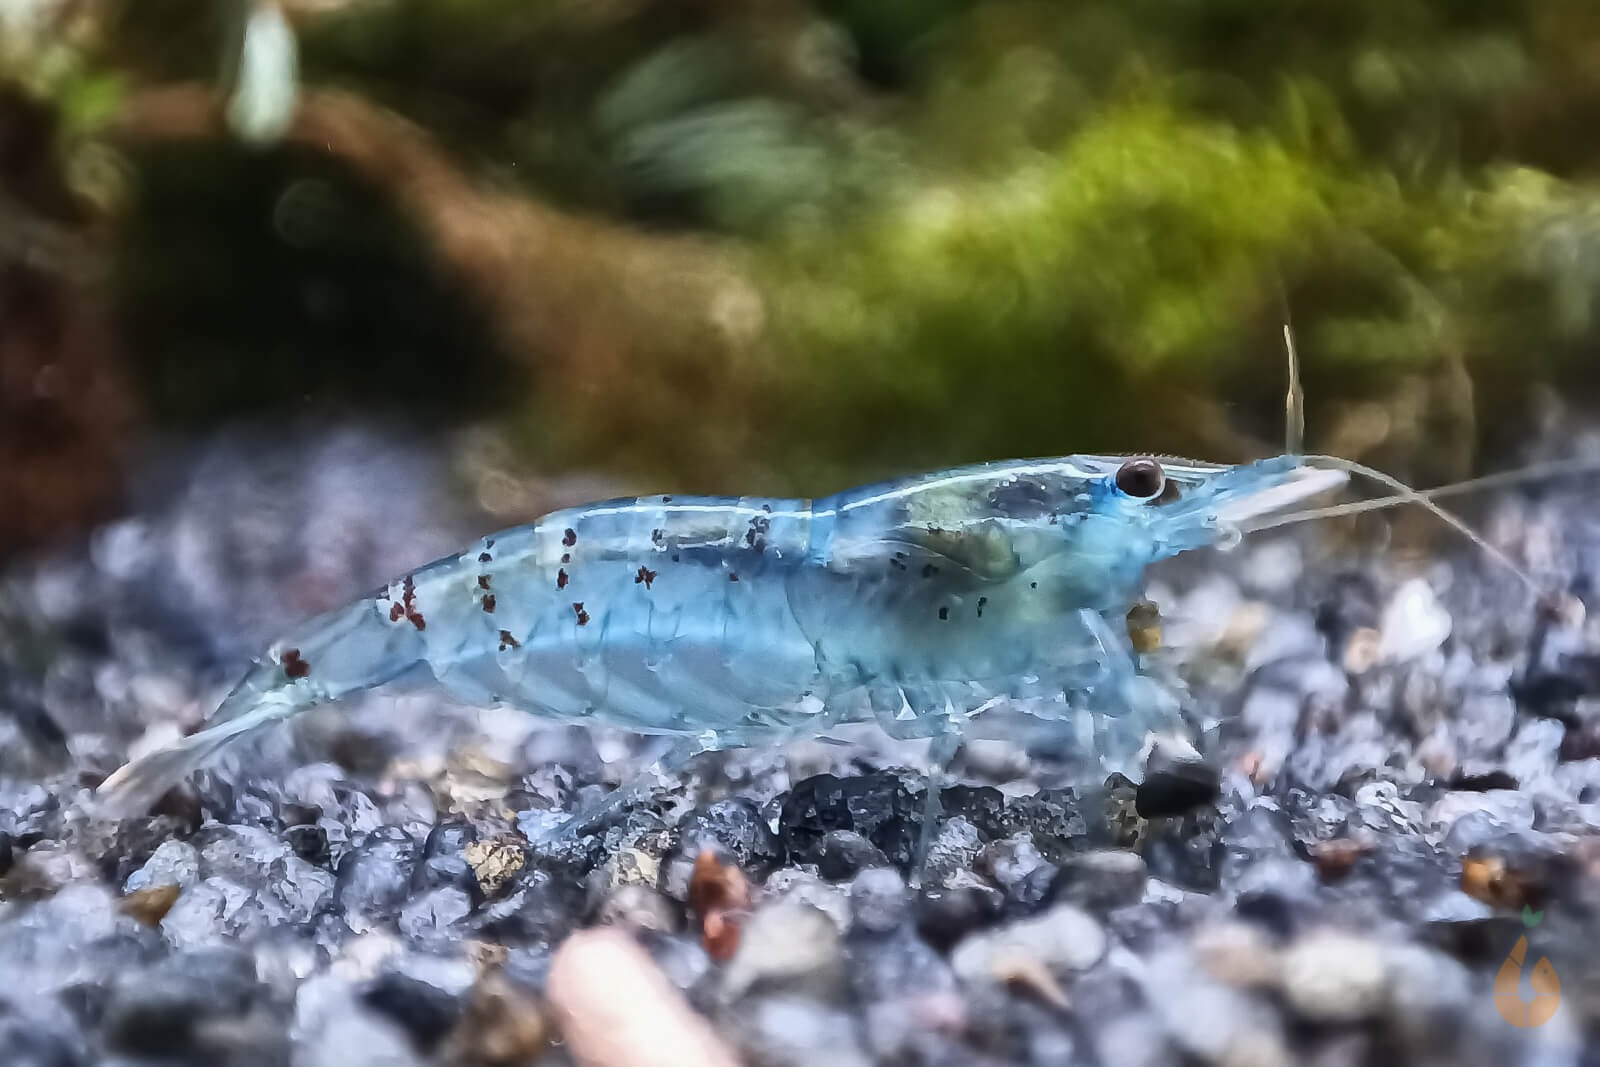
<box><xmin>401</xmin><ymin>575</ymin><xmax>426</xmax><ymax>630</ymax></box>
<box><xmin>282</xmin><ymin>648</ymin><xmax>311</xmax><ymax>679</ymax></box>
<box><xmin>573</xmin><ymin>602</ymin><xmax>590</xmax><ymax>626</ymax></box>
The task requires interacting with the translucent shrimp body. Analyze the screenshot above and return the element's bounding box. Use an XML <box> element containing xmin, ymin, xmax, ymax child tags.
<box><xmin>96</xmin><ymin>454</ymin><xmax>1346</xmax><ymax>815</ymax></box>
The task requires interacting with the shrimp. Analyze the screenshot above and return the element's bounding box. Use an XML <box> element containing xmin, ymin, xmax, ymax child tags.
<box><xmin>92</xmin><ymin>444</ymin><xmax>1563</xmax><ymax>868</ymax></box>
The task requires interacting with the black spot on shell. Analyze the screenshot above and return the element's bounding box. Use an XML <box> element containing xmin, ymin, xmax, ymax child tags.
<box><xmin>478</xmin><ymin>552</ymin><xmax>492</xmax><ymax>564</ymax></box>
<box><xmin>562</xmin><ymin>528</ymin><xmax>577</xmax><ymax>547</ymax></box>
<box><xmin>938</xmin><ymin>606</ymin><xmax>949</xmax><ymax>621</ymax></box>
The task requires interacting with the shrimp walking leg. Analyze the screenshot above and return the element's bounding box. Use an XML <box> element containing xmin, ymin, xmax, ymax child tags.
<box><xmin>910</xmin><ymin>731</ymin><xmax>963</xmax><ymax>889</ymax></box>
<box><xmin>527</xmin><ymin>736</ymin><xmax>704</xmax><ymax>843</ymax></box>
<box><xmin>530</xmin><ymin>723</ymin><xmax>803</xmax><ymax>843</ymax></box>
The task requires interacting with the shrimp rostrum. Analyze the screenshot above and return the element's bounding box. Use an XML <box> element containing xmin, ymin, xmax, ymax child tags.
<box><xmin>98</xmin><ymin>452</ymin><xmax>1360</xmax><ymax>826</ymax></box>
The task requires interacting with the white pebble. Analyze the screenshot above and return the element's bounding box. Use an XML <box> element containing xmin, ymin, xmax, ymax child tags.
<box><xmin>1281</xmin><ymin>930</ymin><xmax>1388</xmax><ymax>1023</ymax></box>
<box><xmin>1379</xmin><ymin>578</ymin><xmax>1452</xmax><ymax>663</ymax></box>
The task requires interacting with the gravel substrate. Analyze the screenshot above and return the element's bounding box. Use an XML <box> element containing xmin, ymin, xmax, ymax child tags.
<box><xmin>5</xmin><ymin>422</ymin><xmax>1600</xmax><ymax>1066</ymax></box>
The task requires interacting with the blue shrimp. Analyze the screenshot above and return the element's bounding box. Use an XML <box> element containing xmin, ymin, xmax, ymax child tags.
<box><xmin>96</xmin><ymin>452</ymin><xmax>1354</xmax><ymax>838</ymax></box>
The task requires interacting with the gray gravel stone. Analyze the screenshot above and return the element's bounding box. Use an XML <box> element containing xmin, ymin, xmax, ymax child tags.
<box><xmin>721</xmin><ymin>900</ymin><xmax>846</xmax><ymax>1003</ymax></box>
<box><xmin>1281</xmin><ymin>930</ymin><xmax>1389</xmax><ymax>1023</ymax></box>
<box><xmin>123</xmin><ymin>839</ymin><xmax>199</xmax><ymax>892</ymax></box>
<box><xmin>950</xmin><ymin>902</ymin><xmax>1106</xmax><ymax>983</ymax></box>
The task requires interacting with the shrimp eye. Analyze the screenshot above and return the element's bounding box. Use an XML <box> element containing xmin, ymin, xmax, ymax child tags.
<box><xmin>1115</xmin><ymin>458</ymin><xmax>1165</xmax><ymax>500</ymax></box>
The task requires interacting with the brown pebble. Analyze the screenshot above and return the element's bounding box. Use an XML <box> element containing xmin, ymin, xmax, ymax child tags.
<box><xmin>121</xmin><ymin>884</ymin><xmax>182</xmax><ymax>926</ymax></box>
<box><xmin>990</xmin><ymin>953</ymin><xmax>1070</xmax><ymax>1008</ymax></box>
<box><xmin>1310</xmin><ymin>838</ymin><xmax>1373</xmax><ymax>883</ymax></box>
<box><xmin>1126</xmin><ymin>600</ymin><xmax>1162</xmax><ymax>654</ymax></box>
<box><xmin>442</xmin><ymin>972</ymin><xmax>548</xmax><ymax>1066</ymax></box>
<box><xmin>1461</xmin><ymin>851</ymin><xmax>1550</xmax><ymax>911</ymax></box>
<box><xmin>548</xmin><ymin>928</ymin><xmax>743</xmax><ymax>1067</ymax></box>
<box><xmin>464</xmin><ymin>839</ymin><xmax>526</xmax><ymax>898</ymax></box>
<box><xmin>689</xmin><ymin>850</ymin><xmax>751</xmax><ymax>962</ymax></box>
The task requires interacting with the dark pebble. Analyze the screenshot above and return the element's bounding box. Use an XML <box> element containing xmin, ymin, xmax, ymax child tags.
<box><xmin>938</xmin><ymin>784</ymin><xmax>1011</xmax><ymax>839</ymax></box>
<box><xmin>780</xmin><ymin>773</ymin><xmax>923</xmax><ymax>870</ymax></box>
<box><xmin>914</xmin><ymin>884</ymin><xmax>1002</xmax><ymax>953</ymax></box>
<box><xmin>467</xmin><ymin>865</ymin><xmax>583</xmax><ymax>946</ymax></box>
<box><xmin>1049</xmin><ymin>850</ymin><xmax>1148</xmax><ymax>913</ymax></box>
<box><xmin>815</xmin><ymin>829</ymin><xmax>890</xmax><ymax>881</ymax></box>
<box><xmin>997</xmin><ymin>788</ymin><xmax>1089</xmax><ymax>860</ymax></box>
<box><xmin>333</xmin><ymin>827</ymin><xmax>418</xmax><ymax>928</ymax></box>
<box><xmin>101</xmin><ymin>947</ymin><xmax>261</xmax><ymax>1055</ymax></box>
<box><xmin>1446</xmin><ymin>769</ymin><xmax>1520</xmax><ymax>792</ymax></box>
<box><xmin>361</xmin><ymin>971</ymin><xmax>463</xmax><ymax>1051</ymax></box>
<box><xmin>412</xmin><ymin>817</ymin><xmax>483</xmax><ymax>900</ymax></box>
<box><xmin>661</xmin><ymin>798</ymin><xmax>782</xmax><ymax>899</ymax></box>
<box><xmin>1135</xmin><ymin>759</ymin><xmax>1221</xmax><ymax>818</ymax></box>
<box><xmin>280</xmin><ymin>801</ymin><xmax>321</xmax><ymax>827</ymax></box>
<box><xmin>1141</xmin><ymin>814</ymin><xmax>1224</xmax><ymax>891</ymax></box>
<box><xmin>284</xmin><ymin>823</ymin><xmax>329</xmax><ymax>864</ymax></box>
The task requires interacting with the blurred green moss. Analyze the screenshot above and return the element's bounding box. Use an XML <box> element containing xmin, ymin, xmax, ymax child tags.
<box><xmin>8</xmin><ymin>0</ymin><xmax>1600</xmax><ymax>499</ymax></box>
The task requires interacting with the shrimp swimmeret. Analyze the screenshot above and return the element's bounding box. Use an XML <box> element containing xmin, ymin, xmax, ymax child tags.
<box><xmin>94</xmin><ymin>447</ymin><xmax>1560</xmax><ymax>854</ymax></box>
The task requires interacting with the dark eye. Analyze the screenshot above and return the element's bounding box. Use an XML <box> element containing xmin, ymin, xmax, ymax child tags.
<box><xmin>1115</xmin><ymin>458</ymin><xmax>1165</xmax><ymax>500</ymax></box>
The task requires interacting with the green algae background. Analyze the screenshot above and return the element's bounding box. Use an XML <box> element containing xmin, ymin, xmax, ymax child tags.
<box><xmin>6</xmin><ymin>0</ymin><xmax>1600</xmax><ymax>549</ymax></box>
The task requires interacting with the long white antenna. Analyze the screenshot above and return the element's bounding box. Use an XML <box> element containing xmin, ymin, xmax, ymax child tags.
<box><xmin>1283</xmin><ymin>322</ymin><xmax>1304</xmax><ymax>458</ymax></box>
